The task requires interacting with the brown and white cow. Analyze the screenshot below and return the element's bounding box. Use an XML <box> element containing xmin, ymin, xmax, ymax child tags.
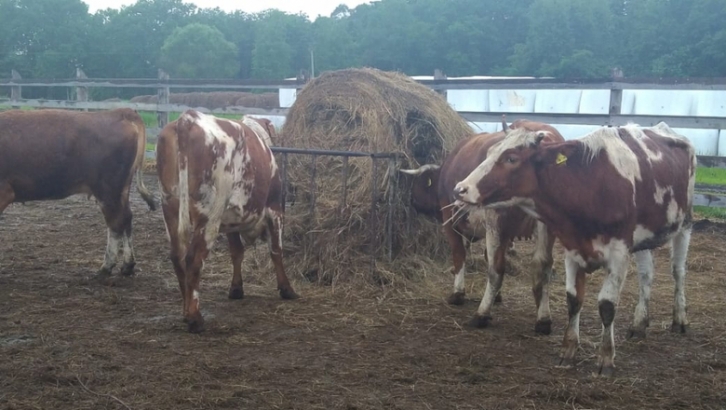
<box><xmin>399</xmin><ymin>119</ymin><xmax>564</xmax><ymax>334</ymax></box>
<box><xmin>454</xmin><ymin>122</ymin><xmax>696</xmax><ymax>375</ymax></box>
<box><xmin>0</xmin><ymin>108</ymin><xmax>157</xmax><ymax>277</ymax></box>
<box><xmin>156</xmin><ymin>110</ymin><xmax>298</xmax><ymax>333</ymax></box>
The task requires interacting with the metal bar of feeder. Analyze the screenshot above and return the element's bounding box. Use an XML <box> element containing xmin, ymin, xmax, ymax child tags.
<box><xmin>340</xmin><ymin>156</ymin><xmax>349</xmax><ymax>212</ymax></box>
<box><xmin>281</xmin><ymin>152</ymin><xmax>288</xmax><ymax>212</ymax></box>
<box><xmin>386</xmin><ymin>157</ymin><xmax>396</xmax><ymax>261</ymax></box>
<box><xmin>310</xmin><ymin>154</ymin><xmax>317</xmax><ymax>217</ymax></box>
<box><xmin>370</xmin><ymin>158</ymin><xmax>378</xmax><ymax>275</ymax></box>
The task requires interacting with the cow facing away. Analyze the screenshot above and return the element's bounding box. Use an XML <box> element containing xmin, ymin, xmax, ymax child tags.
<box><xmin>156</xmin><ymin>110</ymin><xmax>298</xmax><ymax>333</ymax></box>
<box><xmin>454</xmin><ymin>122</ymin><xmax>696</xmax><ymax>375</ymax></box>
<box><xmin>0</xmin><ymin>108</ymin><xmax>157</xmax><ymax>277</ymax></box>
<box><xmin>399</xmin><ymin>120</ymin><xmax>565</xmax><ymax>334</ymax></box>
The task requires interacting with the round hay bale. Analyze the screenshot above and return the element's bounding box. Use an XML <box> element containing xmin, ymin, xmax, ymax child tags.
<box><xmin>280</xmin><ymin>67</ymin><xmax>474</xmax><ymax>285</ymax></box>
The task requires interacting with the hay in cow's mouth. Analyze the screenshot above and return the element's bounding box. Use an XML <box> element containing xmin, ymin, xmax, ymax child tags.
<box><xmin>278</xmin><ymin>67</ymin><xmax>475</xmax><ymax>286</ymax></box>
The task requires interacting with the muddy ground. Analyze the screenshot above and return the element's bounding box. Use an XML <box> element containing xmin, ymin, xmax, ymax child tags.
<box><xmin>1</xmin><ymin>174</ymin><xmax>725</xmax><ymax>410</ymax></box>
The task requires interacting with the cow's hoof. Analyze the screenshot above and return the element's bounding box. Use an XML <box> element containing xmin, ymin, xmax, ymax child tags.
<box><xmin>494</xmin><ymin>293</ymin><xmax>503</xmax><ymax>304</ymax></box>
<box><xmin>466</xmin><ymin>314</ymin><xmax>492</xmax><ymax>329</ymax></box>
<box><xmin>185</xmin><ymin>314</ymin><xmax>205</xmax><ymax>333</ymax></box>
<box><xmin>627</xmin><ymin>326</ymin><xmax>647</xmax><ymax>340</ymax></box>
<box><xmin>94</xmin><ymin>267</ymin><xmax>113</xmax><ymax>278</ymax></box>
<box><xmin>671</xmin><ymin>322</ymin><xmax>689</xmax><ymax>334</ymax></box>
<box><xmin>446</xmin><ymin>292</ymin><xmax>466</xmax><ymax>306</ymax></box>
<box><xmin>555</xmin><ymin>356</ymin><xmax>576</xmax><ymax>369</ymax></box>
<box><xmin>597</xmin><ymin>364</ymin><xmax>615</xmax><ymax>377</ymax></box>
<box><xmin>228</xmin><ymin>287</ymin><xmax>244</xmax><ymax>300</ymax></box>
<box><xmin>279</xmin><ymin>288</ymin><xmax>299</xmax><ymax>300</ymax></box>
<box><xmin>534</xmin><ymin>319</ymin><xmax>552</xmax><ymax>335</ymax></box>
<box><xmin>119</xmin><ymin>263</ymin><xmax>136</xmax><ymax>277</ymax></box>
<box><xmin>93</xmin><ymin>269</ymin><xmax>116</xmax><ymax>286</ymax></box>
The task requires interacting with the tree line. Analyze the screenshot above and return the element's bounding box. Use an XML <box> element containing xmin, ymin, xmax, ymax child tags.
<box><xmin>1</xmin><ymin>0</ymin><xmax>724</xmax><ymax>98</ymax></box>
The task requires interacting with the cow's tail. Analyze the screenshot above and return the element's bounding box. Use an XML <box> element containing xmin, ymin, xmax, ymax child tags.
<box><xmin>176</xmin><ymin>111</ymin><xmax>196</xmax><ymax>255</ymax></box>
<box><xmin>133</xmin><ymin>121</ymin><xmax>158</xmax><ymax>211</ymax></box>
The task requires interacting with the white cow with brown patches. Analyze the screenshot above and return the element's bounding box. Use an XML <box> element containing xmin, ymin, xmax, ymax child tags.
<box><xmin>454</xmin><ymin>122</ymin><xmax>696</xmax><ymax>376</ymax></box>
<box><xmin>156</xmin><ymin>110</ymin><xmax>298</xmax><ymax>333</ymax></box>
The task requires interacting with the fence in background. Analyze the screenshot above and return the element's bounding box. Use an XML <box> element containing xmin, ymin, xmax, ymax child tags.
<box><xmin>2</xmin><ymin>68</ymin><xmax>726</xmax><ymax>165</ymax></box>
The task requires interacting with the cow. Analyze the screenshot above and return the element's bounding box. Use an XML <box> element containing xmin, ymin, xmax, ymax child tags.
<box><xmin>453</xmin><ymin>122</ymin><xmax>696</xmax><ymax>375</ymax></box>
<box><xmin>0</xmin><ymin>108</ymin><xmax>157</xmax><ymax>278</ymax></box>
<box><xmin>399</xmin><ymin>119</ymin><xmax>565</xmax><ymax>334</ymax></box>
<box><xmin>156</xmin><ymin>110</ymin><xmax>298</xmax><ymax>333</ymax></box>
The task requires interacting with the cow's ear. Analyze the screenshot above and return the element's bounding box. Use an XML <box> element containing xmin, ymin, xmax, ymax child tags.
<box><xmin>533</xmin><ymin>131</ymin><xmax>551</xmax><ymax>146</ymax></box>
<box><xmin>263</xmin><ymin>120</ymin><xmax>277</xmax><ymax>142</ymax></box>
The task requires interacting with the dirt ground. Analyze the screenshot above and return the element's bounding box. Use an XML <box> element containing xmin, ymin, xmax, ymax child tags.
<box><xmin>1</xmin><ymin>174</ymin><xmax>725</xmax><ymax>410</ymax></box>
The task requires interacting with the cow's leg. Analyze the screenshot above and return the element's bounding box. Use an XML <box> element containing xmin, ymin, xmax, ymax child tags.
<box><xmin>227</xmin><ymin>233</ymin><xmax>246</xmax><ymax>300</ymax></box>
<box><xmin>0</xmin><ymin>182</ymin><xmax>15</xmax><ymax>214</ymax></box>
<box><xmin>531</xmin><ymin>222</ymin><xmax>554</xmax><ymax>335</ymax></box>
<box><xmin>469</xmin><ymin>225</ymin><xmax>509</xmax><ymax>328</ymax></box>
<box><xmin>671</xmin><ymin>227</ymin><xmax>692</xmax><ymax>334</ymax></box>
<box><xmin>119</xmin><ymin>220</ymin><xmax>136</xmax><ymax>277</ymax></box>
<box><xmin>267</xmin><ymin>210</ymin><xmax>298</xmax><ymax>300</ymax></box>
<box><xmin>558</xmin><ymin>252</ymin><xmax>586</xmax><ymax>368</ymax></box>
<box><xmin>183</xmin><ymin>226</ymin><xmax>212</xmax><ymax>333</ymax></box>
<box><xmin>161</xmin><ymin>199</ymin><xmax>187</xmax><ymax>317</ymax></box>
<box><xmin>97</xmin><ymin>229</ymin><xmax>122</xmax><ymax>277</ymax></box>
<box><xmin>97</xmin><ymin>192</ymin><xmax>134</xmax><ymax>278</ymax></box>
<box><xmin>628</xmin><ymin>250</ymin><xmax>653</xmax><ymax>339</ymax></box>
<box><xmin>443</xmin><ymin>219</ymin><xmax>467</xmax><ymax>306</ymax></box>
<box><xmin>596</xmin><ymin>245</ymin><xmax>630</xmax><ymax>377</ymax></box>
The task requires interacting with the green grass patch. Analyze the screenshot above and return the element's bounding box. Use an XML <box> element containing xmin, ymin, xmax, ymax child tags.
<box><xmin>694</xmin><ymin>205</ymin><xmax>726</xmax><ymax>220</ymax></box>
<box><xmin>696</xmin><ymin>167</ymin><xmax>726</xmax><ymax>186</ymax></box>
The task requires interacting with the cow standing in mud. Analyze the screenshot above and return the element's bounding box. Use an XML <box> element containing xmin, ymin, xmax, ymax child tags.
<box><xmin>399</xmin><ymin>119</ymin><xmax>564</xmax><ymax>334</ymax></box>
<box><xmin>454</xmin><ymin>122</ymin><xmax>696</xmax><ymax>375</ymax></box>
<box><xmin>156</xmin><ymin>110</ymin><xmax>298</xmax><ymax>333</ymax></box>
<box><xmin>0</xmin><ymin>108</ymin><xmax>157</xmax><ymax>278</ymax></box>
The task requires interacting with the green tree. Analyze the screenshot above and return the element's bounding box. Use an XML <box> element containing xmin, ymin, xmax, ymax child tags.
<box><xmin>159</xmin><ymin>23</ymin><xmax>239</xmax><ymax>78</ymax></box>
<box><xmin>0</xmin><ymin>0</ymin><xmax>92</xmax><ymax>97</ymax></box>
<box><xmin>250</xmin><ymin>11</ymin><xmax>296</xmax><ymax>79</ymax></box>
<box><xmin>509</xmin><ymin>0</ymin><xmax>616</xmax><ymax>77</ymax></box>
<box><xmin>191</xmin><ymin>9</ymin><xmax>255</xmax><ymax>78</ymax></box>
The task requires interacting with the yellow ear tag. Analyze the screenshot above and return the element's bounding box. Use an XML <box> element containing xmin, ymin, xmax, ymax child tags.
<box><xmin>556</xmin><ymin>153</ymin><xmax>568</xmax><ymax>165</ymax></box>
<box><xmin>427</xmin><ymin>178</ymin><xmax>432</xmax><ymax>187</ymax></box>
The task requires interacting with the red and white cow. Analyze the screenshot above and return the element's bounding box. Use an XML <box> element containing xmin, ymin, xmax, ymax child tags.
<box><xmin>156</xmin><ymin>110</ymin><xmax>298</xmax><ymax>333</ymax></box>
<box><xmin>454</xmin><ymin>122</ymin><xmax>696</xmax><ymax>375</ymax></box>
<box><xmin>399</xmin><ymin>119</ymin><xmax>564</xmax><ymax>334</ymax></box>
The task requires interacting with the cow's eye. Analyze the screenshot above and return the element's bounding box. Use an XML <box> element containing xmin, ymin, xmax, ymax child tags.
<box><xmin>506</xmin><ymin>156</ymin><xmax>517</xmax><ymax>163</ymax></box>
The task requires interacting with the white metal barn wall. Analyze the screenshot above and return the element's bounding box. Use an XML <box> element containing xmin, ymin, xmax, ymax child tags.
<box><xmin>279</xmin><ymin>83</ymin><xmax>726</xmax><ymax>157</ymax></box>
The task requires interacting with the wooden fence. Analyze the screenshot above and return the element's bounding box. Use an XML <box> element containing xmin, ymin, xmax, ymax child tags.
<box><xmin>2</xmin><ymin>68</ymin><xmax>726</xmax><ymax>167</ymax></box>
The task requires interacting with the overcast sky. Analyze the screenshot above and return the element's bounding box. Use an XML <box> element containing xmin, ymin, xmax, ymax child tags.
<box><xmin>83</xmin><ymin>0</ymin><xmax>373</xmax><ymax>19</ymax></box>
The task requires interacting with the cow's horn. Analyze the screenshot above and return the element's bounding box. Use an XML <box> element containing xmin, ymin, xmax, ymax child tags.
<box><xmin>398</xmin><ymin>164</ymin><xmax>440</xmax><ymax>175</ymax></box>
<box><xmin>501</xmin><ymin>114</ymin><xmax>509</xmax><ymax>131</ymax></box>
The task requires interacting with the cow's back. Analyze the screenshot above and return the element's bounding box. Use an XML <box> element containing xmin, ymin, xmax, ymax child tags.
<box><xmin>0</xmin><ymin>108</ymin><xmax>144</xmax><ymax>201</ymax></box>
<box><xmin>619</xmin><ymin>125</ymin><xmax>696</xmax><ymax>249</ymax></box>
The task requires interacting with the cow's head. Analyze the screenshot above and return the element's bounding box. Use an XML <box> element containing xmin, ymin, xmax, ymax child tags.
<box><xmin>453</xmin><ymin>128</ymin><xmax>564</xmax><ymax>208</ymax></box>
<box><xmin>251</xmin><ymin>117</ymin><xmax>277</xmax><ymax>143</ymax></box>
<box><xmin>399</xmin><ymin>164</ymin><xmax>441</xmax><ymax>216</ymax></box>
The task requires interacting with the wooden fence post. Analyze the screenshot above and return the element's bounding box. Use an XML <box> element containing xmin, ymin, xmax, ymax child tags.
<box><xmin>608</xmin><ymin>67</ymin><xmax>624</xmax><ymax>126</ymax></box>
<box><xmin>434</xmin><ymin>69</ymin><xmax>447</xmax><ymax>99</ymax></box>
<box><xmin>76</xmin><ymin>68</ymin><xmax>88</xmax><ymax>111</ymax></box>
<box><xmin>157</xmin><ymin>69</ymin><xmax>170</xmax><ymax>129</ymax></box>
<box><xmin>10</xmin><ymin>70</ymin><xmax>21</xmax><ymax>101</ymax></box>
